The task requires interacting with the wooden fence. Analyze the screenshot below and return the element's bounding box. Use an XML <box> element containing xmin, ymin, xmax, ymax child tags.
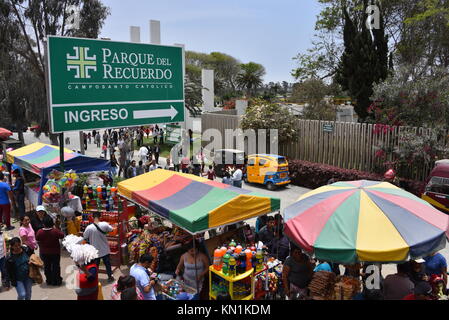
<box><xmin>201</xmin><ymin>112</ymin><xmax>448</xmax><ymax>181</ymax></box>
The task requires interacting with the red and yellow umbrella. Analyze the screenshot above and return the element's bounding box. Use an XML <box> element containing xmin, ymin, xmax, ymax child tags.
<box><xmin>284</xmin><ymin>180</ymin><xmax>449</xmax><ymax>264</ymax></box>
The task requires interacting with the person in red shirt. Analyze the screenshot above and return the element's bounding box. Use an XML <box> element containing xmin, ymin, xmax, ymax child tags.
<box><xmin>36</xmin><ymin>216</ymin><xmax>64</xmax><ymax>286</ymax></box>
<box><xmin>403</xmin><ymin>281</ymin><xmax>433</xmax><ymax>300</ymax></box>
<box><xmin>203</xmin><ymin>165</ymin><xmax>216</xmax><ymax>180</ymax></box>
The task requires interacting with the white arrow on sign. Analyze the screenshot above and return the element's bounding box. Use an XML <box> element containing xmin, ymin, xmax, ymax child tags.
<box><xmin>133</xmin><ymin>105</ymin><xmax>178</xmax><ymax>120</ymax></box>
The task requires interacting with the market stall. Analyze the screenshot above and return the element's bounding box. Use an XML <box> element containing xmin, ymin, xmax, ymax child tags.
<box><xmin>117</xmin><ymin>169</ymin><xmax>281</xmax><ymax>300</ymax></box>
<box><xmin>283</xmin><ymin>180</ymin><xmax>449</xmax><ymax>300</ymax></box>
<box><xmin>6</xmin><ymin>142</ymin><xmax>111</xmax><ymax>206</ymax></box>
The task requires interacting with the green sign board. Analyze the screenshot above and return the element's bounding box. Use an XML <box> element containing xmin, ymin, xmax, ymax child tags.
<box><xmin>165</xmin><ymin>124</ymin><xmax>182</xmax><ymax>144</ymax></box>
<box><xmin>323</xmin><ymin>123</ymin><xmax>334</xmax><ymax>133</ymax></box>
<box><xmin>46</xmin><ymin>36</ymin><xmax>185</xmax><ymax>133</ymax></box>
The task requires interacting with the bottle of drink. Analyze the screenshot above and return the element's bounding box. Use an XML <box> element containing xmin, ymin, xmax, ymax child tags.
<box><xmin>107</xmin><ymin>186</ymin><xmax>112</xmax><ymax>197</ymax></box>
<box><xmin>229</xmin><ymin>255</ymin><xmax>236</xmax><ymax>278</ymax></box>
<box><xmin>108</xmin><ymin>196</ymin><xmax>114</xmax><ymax>211</ymax></box>
<box><xmin>97</xmin><ymin>186</ymin><xmax>102</xmax><ymax>200</ymax></box>
<box><xmin>235</xmin><ymin>245</ymin><xmax>243</xmax><ymax>254</ymax></box>
<box><xmin>85</xmin><ymin>194</ymin><xmax>90</xmax><ymax>210</ymax></box>
<box><xmin>92</xmin><ymin>185</ymin><xmax>97</xmax><ymax>199</ymax></box>
<box><xmin>239</xmin><ymin>252</ymin><xmax>246</xmax><ymax>274</ymax></box>
<box><xmin>245</xmin><ymin>249</ymin><xmax>253</xmax><ymax>271</ymax></box>
<box><xmin>213</xmin><ymin>248</ymin><xmax>223</xmax><ymax>271</ymax></box>
<box><xmin>222</xmin><ymin>254</ymin><xmax>230</xmax><ymax>275</ymax></box>
<box><xmin>256</xmin><ymin>248</ymin><xmax>263</xmax><ymax>272</ymax></box>
<box><xmin>229</xmin><ymin>239</ymin><xmax>236</xmax><ymax>247</ymax></box>
<box><xmin>102</xmin><ymin>185</ymin><xmax>107</xmax><ymax>200</ymax></box>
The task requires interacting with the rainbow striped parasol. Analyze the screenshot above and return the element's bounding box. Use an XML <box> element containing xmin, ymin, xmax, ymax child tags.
<box><xmin>284</xmin><ymin>180</ymin><xmax>449</xmax><ymax>264</ymax></box>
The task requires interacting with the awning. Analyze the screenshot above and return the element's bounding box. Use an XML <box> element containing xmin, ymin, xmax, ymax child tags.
<box><xmin>118</xmin><ymin>169</ymin><xmax>280</xmax><ymax>234</ymax></box>
<box><xmin>6</xmin><ymin>142</ymin><xmax>110</xmax><ymax>176</ymax></box>
<box><xmin>7</xmin><ymin>142</ymin><xmax>111</xmax><ymax>205</ymax></box>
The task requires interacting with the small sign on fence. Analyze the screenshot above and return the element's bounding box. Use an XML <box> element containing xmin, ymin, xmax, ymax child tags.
<box><xmin>323</xmin><ymin>123</ymin><xmax>334</xmax><ymax>133</ymax></box>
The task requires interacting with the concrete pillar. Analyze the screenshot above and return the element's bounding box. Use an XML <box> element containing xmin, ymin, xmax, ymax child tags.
<box><xmin>79</xmin><ymin>131</ymin><xmax>85</xmax><ymax>155</ymax></box>
<box><xmin>150</xmin><ymin>20</ymin><xmax>161</xmax><ymax>44</ymax></box>
<box><xmin>202</xmin><ymin>69</ymin><xmax>214</xmax><ymax>112</ymax></box>
<box><xmin>173</xmin><ymin>43</ymin><xmax>187</xmax><ymax>131</ymax></box>
<box><xmin>236</xmin><ymin>100</ymin><xmax>248</xmax><ymax>116</ymax></box>
<box><xmin>130</xmin><ymin>26</ymin><xmax>140</xmax><ymax>43</ymax></box>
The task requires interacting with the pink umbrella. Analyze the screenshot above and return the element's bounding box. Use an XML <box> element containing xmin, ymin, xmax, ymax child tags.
<box><xmin>0</xmin><ymin>128</ymin><xmax>12</xmax><ymax>140</ymax></box>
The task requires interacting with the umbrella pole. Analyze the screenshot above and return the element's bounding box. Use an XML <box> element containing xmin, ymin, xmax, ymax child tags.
<box><xmin>59</xmin><ymin>132</ymin><xmax>64</xmax><ymax>172</ymax></box>
<box><xmin>193</xmin><ymin>236</ymin><xmax>199</xmax><ymax>294</ymax></box>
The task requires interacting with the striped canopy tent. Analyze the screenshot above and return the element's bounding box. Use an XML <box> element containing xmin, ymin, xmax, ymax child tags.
<box><xmin>284</xmin><ymin>180</ymin><xmax>449</xmax><ymax>264</ymax></box>
<box><xmin>6</xmin><ymin>142</ymin><xmax>111</xmax><ymax>204</ymax></box>
<box><xmin>118</xmin><ymin>169</ymin><xmax>280</xmax><ymax>234</ymax></box>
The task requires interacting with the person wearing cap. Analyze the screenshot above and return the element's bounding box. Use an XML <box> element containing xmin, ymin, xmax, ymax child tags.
<box><xmin>31</xmin><ymin>205</ymin><xmax>49</xmax><ymax>234</ymax></box>
<box><xmin>12</xmin><ymin>169</ymin><xmax>25</xmax><ymax>220</ymax></box>
<box><xmin>0</xmin><ymin>172</ymin><xmax>15</xmax><ymax>231</ymax></box>
<box><xmin>383</xmin><ymin>169</ymin><xmax>400</xmax><ymax>187</ymax></box>
<box><xmin>403</xmin><ymin>281</ymin><xmax>433</xmax><ymax>300</ymax></box>
<box><xmin>383</xmin><ymin>262</ymin><xmax>414</xmax><ymax>300</ymax></box>
<box><xmin>409</xmin><ymin>259</ymin><xmax>429</xmax><ymax>285</ymax></box>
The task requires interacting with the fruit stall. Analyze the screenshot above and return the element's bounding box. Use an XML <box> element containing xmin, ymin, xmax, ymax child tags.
<box><xmin>117</xmin><ymin>169</ymin><xmax>281</xmax><ymax>300</ymax></box>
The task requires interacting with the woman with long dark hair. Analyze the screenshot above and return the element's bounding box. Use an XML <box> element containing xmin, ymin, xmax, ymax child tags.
<box><xmin>110</xmin><ymin>275</ymin><xmax>144</xmax><ymax>300</ymax></box>
<box><xmin>4</xmin><ymin>237</ymin><xmax>33</xmax><ymax>300</ymax></box>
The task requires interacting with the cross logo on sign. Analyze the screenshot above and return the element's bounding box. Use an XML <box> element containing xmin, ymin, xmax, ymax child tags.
<box><xmin>66</xmin><ymin>46</ymin><xmax>97</xmax><ymax>79</ymax></box>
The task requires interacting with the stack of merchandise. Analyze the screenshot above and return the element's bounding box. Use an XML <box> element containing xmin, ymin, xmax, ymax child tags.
<box><xmin>81</xmin><ymin>184</ymin><xmax>120</xmax><ymax>212</ymax></box>
<box><xmin>334</xmin><ymin>276</ymin><xmax>362</xmax><ymax>300</ymax></box>
<box><xmin>308</xmin><ymin>271</ymin><xmax>337</xmax><ymax>300</ymax></box>
<box><xmin>161</xmin><ymin>279</ymin><xmax>197</xmax><ymax>300</ymax></box>
<box><xmin>212</xmin><ymin>240</ymin><xmax>264</xmax><ymax>277</ymax></box>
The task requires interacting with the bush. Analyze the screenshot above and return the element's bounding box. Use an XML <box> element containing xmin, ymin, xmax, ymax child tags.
<box><xmin>288</xmin><ymin>160</ymin><xmax>426</xmax><ymax>197</ymax></box>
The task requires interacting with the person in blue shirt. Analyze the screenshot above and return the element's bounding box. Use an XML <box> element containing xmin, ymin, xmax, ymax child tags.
<box><xmin>314</xmin><ymin>260</ymin><xmax>333</xmax><ymax>272</ymax></box>
<box><xmin>130</xmin><ymin>254</ymin><xmax>157</xmax><ymax>300</ymax></box>
<box><xmin>424</xmin><ymin>252</ymin><xmax>447</xmax><ymax>287</ymax></box>
<box><xmin>0</xmin><ymin>172</ymin><xmax>15</xmax><ymax>230</ymax></box>
<box><xmin>222</xmin><ymin>172</ymin><xmax>233</xmax><ymax>186</ymax></box>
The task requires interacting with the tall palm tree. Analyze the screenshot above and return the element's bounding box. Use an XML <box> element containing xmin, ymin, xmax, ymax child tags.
<box><xmin>236</xmin><ymin>62</ymin><xmax>266</xmax><ymax>97</ymax></box>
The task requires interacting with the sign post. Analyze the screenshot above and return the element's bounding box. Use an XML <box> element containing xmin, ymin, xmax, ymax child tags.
<box><xmin>46</xmin><ymin>36</ymin><xmax>185</xmax><ymax>133</ymax></box>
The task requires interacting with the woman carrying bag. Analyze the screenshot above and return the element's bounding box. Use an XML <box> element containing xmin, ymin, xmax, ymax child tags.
<box><xmin>4</xmin><ymin>237</ymin><xmax>42</xmax><ymax>300</ymax></box>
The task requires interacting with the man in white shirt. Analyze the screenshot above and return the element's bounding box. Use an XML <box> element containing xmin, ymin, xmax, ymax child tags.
<box><xmin>83</xmin><ymin>212</ymin><xmax>114</xmax><ymax>282</ymax></box>
<box><xmin>232</xmin><ymin>168</ymin><xmax>243</xmax><ymax>188</ymax></box>
<box><xmin>138</xmin><ymin>145</ymin><xmax>148</xmax><ymax>163</ymax></box>
<box><xmin>149</xmin><ymin>160</ymin><xmax>158</xmax><ymax>172</ymax></box>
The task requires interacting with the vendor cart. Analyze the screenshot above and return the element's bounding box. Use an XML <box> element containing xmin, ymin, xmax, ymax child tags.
<box><xmin>117</xmin><ymin>169</ymin><xmax>281</xmax><ymax>299</ymax></box>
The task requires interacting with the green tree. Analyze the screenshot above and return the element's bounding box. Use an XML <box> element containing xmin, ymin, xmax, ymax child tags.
<box><xmin>291</xmin><ymin>78</ymin><xmax>337</xmax><ymax>121</ymax></box>
<box><xmin>335</xmin><ymin>0</ymin><xmax>389</xmax><ymax>120</ymax></box>
<box><xmin>236</xmin><ymin>62</ymin><xmax>265</xmax><ymax>97</ymax></box>
<box><xmin>240</xmin><ymin>99</ymin><xmax>297</xmax><ymax>144</ymax></box>
<box><xmin>0</xmin><ymin>0</ymin><xmax>110</xmax><ymax>144</ymax></box>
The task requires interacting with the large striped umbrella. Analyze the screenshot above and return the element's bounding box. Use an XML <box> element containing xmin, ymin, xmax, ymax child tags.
<box><xmin>284</xmin><ymin>180</ymin><xmax>449</xmax><ymax>264</ymax></box>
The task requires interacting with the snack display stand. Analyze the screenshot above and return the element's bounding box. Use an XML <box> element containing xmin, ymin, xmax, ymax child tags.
<box><xmin>117</xmin><ymin>169</ymin><xmax>281</xmax><ymax>300</ymax></box>
<box><xmin>79</xmin><ymin>185</ymin><xmax>136</xmax><ymax>272</ymax></box>
<box><xmin>209</xmin><ymin>266</ymin><xmax>254</xmax><ymax>300</ymax></box>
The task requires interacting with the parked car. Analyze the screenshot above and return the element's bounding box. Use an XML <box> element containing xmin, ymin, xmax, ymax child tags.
<box><xmin>244</xmin><ymin>154</ymin><xmax>290</xmax><ymax>190</ymax></box>
<box><xmin>421</xmin><ymin>161</ymin><xmax>449</xmax><ymax>214</ymax></box>
<box><xmin>213</xmin><ymin>149</ymin><xmax>246</xmax><ymax>177</ymax></box>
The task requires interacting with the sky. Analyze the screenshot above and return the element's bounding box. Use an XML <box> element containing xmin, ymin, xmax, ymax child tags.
<box><xmin>99</xmin><ymin>0</ymin><xmax>322</xmax><ymax>84</ymax></box>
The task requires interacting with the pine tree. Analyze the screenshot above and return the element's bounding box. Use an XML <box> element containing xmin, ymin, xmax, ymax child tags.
<box><xmin>336</xmin><ymin>0</ymin><xmax>389</xmax><ymax>120</ymax></box>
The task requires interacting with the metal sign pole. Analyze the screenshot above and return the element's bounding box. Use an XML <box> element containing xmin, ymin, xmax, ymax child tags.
<box><xmin>60</xmin><ymin>132</ymin><xmax>64</xmax><ymax>172</ymax></box>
